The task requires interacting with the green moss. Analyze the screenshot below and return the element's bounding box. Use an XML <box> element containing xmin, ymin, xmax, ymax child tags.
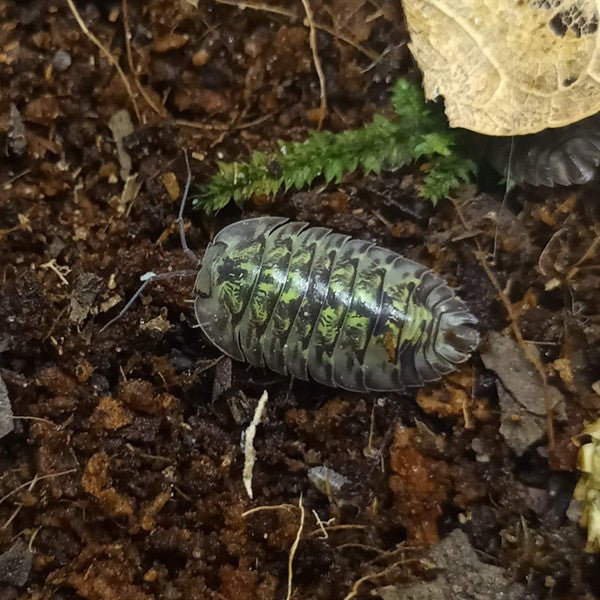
<box><xmin>193</xmin><ymin>79</ymin><xmax>476</xmax><ymax>214</ymax></box>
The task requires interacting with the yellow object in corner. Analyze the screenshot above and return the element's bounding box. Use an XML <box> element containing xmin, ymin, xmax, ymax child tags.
<box><xmin>574</xmin><ymin>418</ymin><xmax>600</xmax><ymax>552</ymax></box>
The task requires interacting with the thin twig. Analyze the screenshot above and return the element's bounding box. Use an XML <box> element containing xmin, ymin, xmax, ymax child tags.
<box><xmin>286</xmin><ymin>495</ymin><xmax>305</xmax><ymax>600</ymax></box>
<box><xmin>2</xmin><ymin>504</ymin><xmax>23</xmax><ymax>530</ymax></box>
<box><xmin>234</xmin><ymin>113</ymin><xmax>275</xmax><ymax>130</ymax></box>
<box><xmin>318</xmin><ymin>22</ymin><xmax>378</xmax><ymax>61</ymax></box>
<box><xmin>451</xmin><ymin>198</ymin><xmax>556</xmax><ymax>447</ymax></box>
<box><xmin>301</xmin><ymin>0</ymin><xmax>328</xmax><ymax>129</ymax></box>
<box><xmin>567</xmin><ymin>226</ymin><xmax>600</xmax><ymax>280</ymax></box>
<box><xmin>28</xmin><ymin>527</ymin><xmax>41</xmax><ymax>551</ymax></box>
<box><xmin>342</xmin><ymin>559</ymin><xmax>420</xmax><ymax>600</ymax></box>
<box><xmin>475</xmin><ymin>250</ymin><xmax>555</xmax><ymax>447</ymax></box>
<box><xmin>335</xmin><ymin>542</ymin><xmax>387</xmax><ymax>555</ymax></box>
<box><xmin>208</xmin><ymin>108</ymin><xmax>248</xmax><ymax>149</ymax></box>
<box><xmin>11</xmin><ymin>415</ymin><xmax>58</xmax><ymax>428</ymax></box>
<box><xmin>364</xmin><ymin>398</ymin><xmax>377</xmax><ymax>457</ymax></box>
<box><xmin>7</xmin><ymin>169</ymin><xmax>30</xmax><ymax>184</ymax></box>
<box><xmin>205</xmin><ymin>110</ymin><xmax>276</xmax><ymax>149</ymax></box>
<box><xmin>214</xmin><ymin>0</ymin><xmax>379</xmax><ymax>60</ymax></box>
<box><xmin>175</xmin><ymin>118</ymin><xmax>232</xmax><ymax>131</ymax></box>
<box><xmin>43</xmin><ymin>306</ymin><xmax>68</xmax><ymax>342</ymax></box>
<box><xmin>65</xmin><ymin>0</ymin><xmax>141</xmax><ymax>122</ymax></box>
<box><xmin>192</xmin><ymin>355</ymin><xmax>226</xmax><ymax>377</ymax></box>
<box><xmin>241</xmin><ymin>503</ymin><xmax>297</xmax><ymax>517</ymax></box>
<box><xmin>308</xmin><ymin>523</ymin><xmax>368</xmax><ymax>536</ymax></box>
<box><xmin>121</xmin><ymin>0</ymin><xmax>165</xmax><ymax>118</ymax></box>
<box><xmin>0</xmin><ymin>469</ymin><xmax>77</xmax><ymax>507</ymax></box>
<box><xmin>312</xmin><ymin>509</ymin><xmax>329</xmax><ymax>539</ymax></box>
<box><xmin>215</xmin><ymin>0</ymin><xmax>296</xmax><ymax>17</ymax></box>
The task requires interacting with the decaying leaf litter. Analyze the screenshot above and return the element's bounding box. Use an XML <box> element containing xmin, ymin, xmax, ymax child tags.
<box><xmin>0</xmin><ymin>0</ymin><xmax>599</xmax><ymax>599</ymax></box>
<box><xmin>404</xmin><ymin>0</ymin><xmax>600</xmax><ymax>136</ymax></box>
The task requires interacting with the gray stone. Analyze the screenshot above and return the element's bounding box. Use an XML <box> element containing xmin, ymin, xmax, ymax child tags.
<box><xmin>374</xmin><ymin>530</ymin><xmax>528</xmax><ymax>600</ymax></box>
<box><xmin>0</xmin><ymin>542</ymin><xmax>32</xmax><ymax>587</ymax></box>
<box><xmin>52</xmin><ymin>50</ymin><xmax>72</xmax><ymax>72</ymax></box>
<box><xmin>0</xmin><ymin>373</ymin><xmax>13</xmax><ymax>439</ymax></box>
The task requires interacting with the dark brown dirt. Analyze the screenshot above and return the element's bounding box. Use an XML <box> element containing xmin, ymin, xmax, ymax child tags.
<box><xmin>1</xmin><ymin>1</ymin><xmax>599</xmax><ymax>599</ymax></box>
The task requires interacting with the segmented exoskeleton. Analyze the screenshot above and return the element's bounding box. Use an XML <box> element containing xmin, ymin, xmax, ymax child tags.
<box><xmin>194</xmin><ymin>217</ymin><xmax>479</xmax><ymax>392</ymax></box>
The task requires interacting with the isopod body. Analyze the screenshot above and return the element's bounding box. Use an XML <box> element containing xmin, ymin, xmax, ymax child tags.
<box><xmin>194</xmin><ymin>217</ymin><xmax>479</xmax><ymax>393</ymax></box>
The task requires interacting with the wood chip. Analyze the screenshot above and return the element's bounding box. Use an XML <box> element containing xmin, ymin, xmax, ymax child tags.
<box><xmin>153</xmin><ymin>33</ymin><xmax>189</xmax><ymax>53</ymax></box>
<box><xmin>108</xmin><ymin>109</ymin><xmax>134</xmax><ymax>181</ymax></box>
<box><xmin>161</xmin><ymin>171</ymin><xmax>180</xmax><ymax>201</ymax></box>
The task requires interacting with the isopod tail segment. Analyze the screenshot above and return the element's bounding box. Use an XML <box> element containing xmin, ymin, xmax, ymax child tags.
<box><xmin>99</xmin><ymin>149</ymin><xmax>199</xmax><ymax>333</ymax></box>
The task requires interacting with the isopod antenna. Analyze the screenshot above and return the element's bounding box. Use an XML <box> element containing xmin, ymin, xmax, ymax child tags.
<box><xmin>100</xmin><ymin>149</ymin><xmax>198</xmax><ymax>333</ymax></box>
<box><xmin>99</xmin><ymin>269</ymin><xmax>196</xmax><ymax>333</ymax></box>
<box><xmin>177</xmin><ymin>149</ymin><xmax>200</xmax><ymax>265</ymax></box>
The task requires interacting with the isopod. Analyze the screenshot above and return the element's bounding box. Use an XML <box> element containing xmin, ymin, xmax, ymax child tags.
<box><xmin>194</xmin><ymin>217</ymin><xmax>479</xmax><ymax>392</ymax></box>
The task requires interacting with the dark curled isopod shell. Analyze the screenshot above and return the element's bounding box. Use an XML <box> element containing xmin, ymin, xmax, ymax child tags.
<box><xmin>194</xmin><ymin>217</ymin><xmax>479</xmax><ymax>393</ymax></box>
<box><xmin>478</xmin><ymin>113</ymin><xmax>600</xmax><ymax>187</ymax></box>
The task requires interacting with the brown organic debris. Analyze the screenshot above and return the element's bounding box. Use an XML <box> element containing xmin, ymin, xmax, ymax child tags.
<box><xmin>90</xmin><ymin>396</ymin><xmax>132</xmax><ymax>431</ymax></box>
<box><xmin>416</xmin><ymin>370</ymin><xmax>486</xmax><ymax>428</ymax></box>
<box><xmin>388</xmin><ymin>424</ymin><xmax>449</xmax><ymax>546</ymax></box>
<box><xmin>23</xmin><ymin>95</ymin><xmax>61</xmax><ymax>126</ymax></box>
<box><xmin>82</xmin><ymin>452</ymin><xmax>134</xmax><ymax>518</ymax></box>
<box><xmin>118</xmin><ymin>379</ymin><xmax>177</xmax><ymax>415</ymax></box>
<box><xmin>152</xmin><ymin>33</ymin><xmax>189</xmax><ymax>53</ymax></box>
<box><xmin>140</xmin><ymin>489</ymin><xmax>172</xmax><ymax>531</ymax></box>
<box><xmin>49</xmin><ymin>543</ymin><xmax>152</xmax><ymax>600</ymax></box>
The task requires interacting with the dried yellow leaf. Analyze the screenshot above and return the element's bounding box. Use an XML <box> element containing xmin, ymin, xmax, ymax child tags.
<box><xmin>403</xmin><ymin>0</ymin><xmax>600</xmax><ymax>135</ymax></box>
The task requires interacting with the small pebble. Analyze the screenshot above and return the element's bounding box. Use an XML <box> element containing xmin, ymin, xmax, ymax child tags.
<box><xmin>0</xmin><ymin>542</ymin><xmax>32</xmax><ymax>587</ymax></box>
<box><xmin>0</xmin><ymin>373</ymin><xmax>13</xmax><ymax>439</ymax></box>
<box><xmin>52</xmin><ymin>50</ymin><xmax>72</xmax><ymax>72</ymax></box>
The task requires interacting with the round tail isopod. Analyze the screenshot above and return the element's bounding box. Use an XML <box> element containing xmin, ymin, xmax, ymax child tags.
<box><xmin>194</xmin><ymin>217</ymin><xmax>479</xmax><ymax>392</ymax></box>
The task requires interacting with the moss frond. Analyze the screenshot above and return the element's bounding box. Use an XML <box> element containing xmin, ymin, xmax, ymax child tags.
<box><xmin>194</xmin><ymin>79</ymin><xmax>476</xmax><ymax>214</ymax></box>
